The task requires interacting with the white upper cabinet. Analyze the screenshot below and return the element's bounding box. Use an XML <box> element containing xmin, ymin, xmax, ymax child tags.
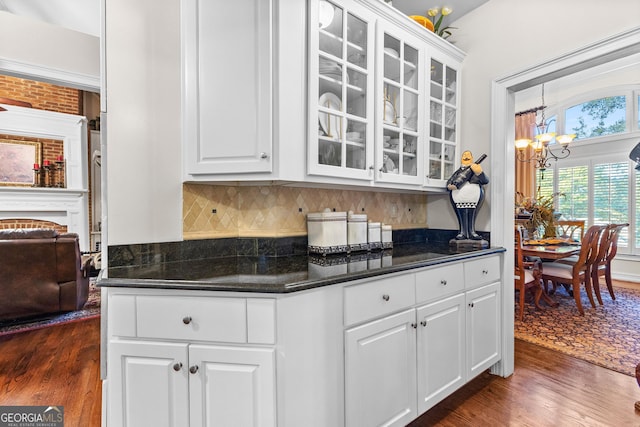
<box><xmin>308</xmin><ymin>0</ymin><xmax>377</xmax><ymax>181</ymax></box>
<box><xmin>425</xmin><ymin>53</ymin><xmax>461</xmax><ymax>188</ymax></box>
<box><xmin>182</xmin><ymin>0</ymin><xmax>273</xmax><ymax>176</ymax></box>
<box><xmin>375</xmin><ymin>20</ymin><xmax>424</xmax><ymax>186</ymax></box>
<box><xmin>181</xmin><ymin>0</ymin><xmax>465</xmax><ymax>191</ymax></box>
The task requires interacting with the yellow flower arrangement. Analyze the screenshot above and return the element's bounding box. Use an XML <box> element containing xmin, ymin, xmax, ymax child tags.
<box><xmin>427</xmin><ymin>7</ymin><xmax>456</xmax><ymax>39</ymax></box>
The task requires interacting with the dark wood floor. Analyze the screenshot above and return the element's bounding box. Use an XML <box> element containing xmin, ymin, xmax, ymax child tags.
<box><xmin>0</xmin><ymin>317</ymin><xmax>102</xmax><ymax>427</ymax></box>
<box><xmin>1</xmin><ymin>316</ymin><xmax>640</xmax><ymax>427</ymax></box>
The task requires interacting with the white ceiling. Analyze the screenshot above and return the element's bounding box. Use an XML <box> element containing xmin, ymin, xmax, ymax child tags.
<box><xmin>0</xmin><ymin>0</ymin><xmax>99</xmax><ymax>37</ymax></box>
<box><xmin>0</xmin><ymin>0</ymin><xmax>487</xmax><ymax>39</ymax></box>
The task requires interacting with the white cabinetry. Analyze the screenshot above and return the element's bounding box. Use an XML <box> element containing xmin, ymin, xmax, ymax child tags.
<box><xmin>345</xmin><ymin>309</ymin><xmax>417</xmax><ymax>427</ymax></box>
<box><xmin>103</xmin><ymin>253</ymin><xmax>502</xmax><ymax>427</ymax></box>
<box><xmin>182</xmin><ymin>0</ymin><xmax>273</xmax><ymax>176</ymax></box>
<box><xmin>375</xmin><ymin>19</ymin><xmax>424</xmax><ymax>185</ymax></box>
<box><xmin>182</xmin><ymin>0</ymin><xmax>464</xmax><ymax>192</ymax></box>
<box><xmin>343</xmin><ymin>254</ymin><xmax>502</xmax><ymax>425</ymax></box>
<box><xmin>425</xmin><ymin>53</ymin><xmax>461</xmax><ymax>187</ymax></box>
<box><xmin>106</xmin><ymin>293</ymin><xmax>276</xmax><ymax>427</ymax></box>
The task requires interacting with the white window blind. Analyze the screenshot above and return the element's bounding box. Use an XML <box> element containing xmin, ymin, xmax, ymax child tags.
<box><xmin>557</xmin><ymin>166</ymin><xmax>588</xmax><ymax>221</ymax></box>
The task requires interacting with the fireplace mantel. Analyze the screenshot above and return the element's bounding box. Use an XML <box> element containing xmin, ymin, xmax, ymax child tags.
<box><xmin>0</xmin><ymin>104</ymin><xmax>90</xmax><ymax>251</ymax></box>
<box><xmin>0</xmin><ymin>187</ymin><xmax>89</xmax><ymax>251</ymax></box>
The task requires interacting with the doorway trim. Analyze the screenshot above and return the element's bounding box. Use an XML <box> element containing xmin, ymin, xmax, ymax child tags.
<box><xmin>490</xmin><ymin>26</ymin><xmax>640</xmax><ymax>377</ymax></box>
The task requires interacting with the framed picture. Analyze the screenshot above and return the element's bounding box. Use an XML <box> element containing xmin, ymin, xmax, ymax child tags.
<box><xmin>0</xmin><ymin>139</ymin><xmax>42</xmax><ymax>186</ymax></box>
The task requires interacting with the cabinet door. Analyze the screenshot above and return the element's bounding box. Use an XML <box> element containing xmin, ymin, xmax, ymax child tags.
<box><xmin>345</xmin><ymin>309</ymin><xmax>417</xmax><ymax>427</ymax></box>
<box><xmin>108</xmin><ymin>340</ymin><xmax>189</xmax><ymax>427</ymax></box>
<box><xmin>308</xmin><ymin>0</ymin><xmax>377</xmax><ymax>180</ymax></box>
<box><xmin>425</xmin><ymin>55</ymin><xmax>460</xmax><ymax>187</ymax></box>
<box><xmin>189</xmin><ymin>344</ymin><xmax>276</xmax><ymax>427</ymax></box>
<box><xmin>183</xmin><ymin>0</ymin><xmax>273</xmax><ymax>175</ymax></box>
<box><xmin>466</xmin><ymin>282</ymin><xmax>501</xmax><ymax>379</ymax></box>
<box><xmin>376</xmin><ymin>21</ymin><xmax>424</xmax><ymax>185</ymax></box>
<box><xmin>416</xmin><ymin>293</ymin><xmax>465</xmax><ymax>414</ymax></box>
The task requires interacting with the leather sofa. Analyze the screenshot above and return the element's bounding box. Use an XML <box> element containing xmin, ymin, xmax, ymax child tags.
<box><xmin>0</xmin><ymin>228</ymin><xmax>92</xmax><ymax>321</ymax></box>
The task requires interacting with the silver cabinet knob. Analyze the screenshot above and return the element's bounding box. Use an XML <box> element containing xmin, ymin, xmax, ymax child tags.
<box><xmin>441</xmin><ymin>279</ymin><xmax>447</xmax><ymax>285</ymax></box>
<box><xmin>469</xmin><ymin>302</ymin><xmax>475</xmax><ymax>308</ymax></box>
<box><xmin>420</xmin><ymin>321</ymin><xmax>427</xmax><ymax>327</ymax></box>
<box><xmin>173</xmin><ymin>362</ymin><xmax>183</xmax><ymax>372</ymax></box>
<box><xmin>189</xmin><ymin>365</ymin><xmax>199</xmax><ymax>374</ymax></box>
<box><xmin>260</xmin><ymin>152</ymin><xmax>268</xmax><ymax>159</ymax></box>
<box><xmin>382</xmin><ymin>294</ymin><xmax>390</xmax><ymax>301</ymax></box>
<box><xmin>482</xmin><ymin>269</ymin><xmax>488</xmax><ymax>275</ymax></box>
<box><xmin>411</xmin><ymin>323</ymin><xmax>417</xmax><ymax>329</ymax></box>
<box><xmin>182</xmin><ymin>316</ymin><xmax>192</xmax><ymax>325</ymax></box>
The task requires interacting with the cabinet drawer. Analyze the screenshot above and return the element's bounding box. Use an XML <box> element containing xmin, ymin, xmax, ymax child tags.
<box><xmin>415</xmin><ymin>264</ymin><xmax>464</xmax><ymax>304</ymax></box>
<box><xmin>464</xmin><ymin>255</ymin><xmax>500</xmax><ymax>289</ymax></box>
<box><xmin>344</xmin><ymin>273</ymin><xmax>415</xmax><ymax>326</ymax></box>
<box><xmin>136</xmin><ymin>296</ymin><xmax>247</xmax><ymax>343</ymax></box>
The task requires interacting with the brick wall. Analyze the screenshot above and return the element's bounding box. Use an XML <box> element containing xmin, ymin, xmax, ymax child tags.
<box><xmin>0</xmin><ymin>76</ymin><xmax>81</xmax><ymax>114</ymax></box>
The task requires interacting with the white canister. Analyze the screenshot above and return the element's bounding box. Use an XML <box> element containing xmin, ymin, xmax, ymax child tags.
<box><xmin>348</xmin><ymin>212</ymin><xmax>368</xmax><ymax>251</ymax></box>
<box><xmin>307</xmin><ymin>209</ymin><xmax>347</xmax><ymax>253</ymax></box>
<box><xmin>382</xmin><ymin>224</ymin><xmax>392</xmax><ymax>248</ymax></box>
<box><xmin>368</xmin><ymin>221</ymin><xmax>381</xmax><ymax>249</ymax></box>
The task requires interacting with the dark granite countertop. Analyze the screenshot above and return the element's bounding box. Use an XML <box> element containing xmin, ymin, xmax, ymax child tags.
<box><xmin>98</xmin><ymin>243</ymin><xmax>505</xmax><ymax>293</ymax></box>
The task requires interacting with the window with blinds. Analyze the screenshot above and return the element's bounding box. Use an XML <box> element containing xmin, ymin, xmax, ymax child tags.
<box><xmin>531</xmin><ymin>85</ymin><xmax>640</xmax><ymax>256</ymax></box>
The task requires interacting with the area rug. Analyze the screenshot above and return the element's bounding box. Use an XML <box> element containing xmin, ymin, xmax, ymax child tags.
<box><xmin>0</xmin><ymin>280</ymin><xmax>100</xmax><ymax>336</ymax></box>
<box><xmin>515</xmin><ymin>285</ymin><xmax>640</xmax><ymax>377</ymax></box>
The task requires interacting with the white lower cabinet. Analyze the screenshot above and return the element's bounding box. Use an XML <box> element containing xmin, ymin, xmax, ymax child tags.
<box><xmin>108</xmin><ymin>340</ymin><xmax>275</xmax><ymax>427</ymax></box>
<box><xmin>343</xmin><ymin>255</ymin><xmax>502</xmax><ymax>426</ymax></box>
<box><xmin>103</xmin><ymin>254</ymin><xmax>502</xmax><ymax>427</ymax></box>
<box><xmin>345</xmin><ymin>309</ymin><xmax>417</xmax><ymax>427</ymax></box>
<box><xmin>466</xmin><ymin>282</ymin><xmax>501</xmax><ymax>379</ymax></box>
<box><xmin>416</xmin><ymin>293</ymin><xmax>465</xmax><ymax>413</ymax></box>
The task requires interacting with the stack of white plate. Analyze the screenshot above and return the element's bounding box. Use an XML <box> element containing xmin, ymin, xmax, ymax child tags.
<box><xmin>320</xmin><ymin>58</ymin><xmax>344</xmax><ymax>82</ymax></box>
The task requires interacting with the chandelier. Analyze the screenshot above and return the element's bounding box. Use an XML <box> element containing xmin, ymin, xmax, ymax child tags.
<box><xmin>515</xmin><ymin>84</ymin><xmax>575</xmax><ymax>169</ymax></box>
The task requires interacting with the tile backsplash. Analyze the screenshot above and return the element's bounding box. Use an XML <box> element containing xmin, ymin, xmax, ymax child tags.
<box><xmin>183</xmin><ymin>184</ymin><xmax>428</xmax><ymax>240</ymax></box>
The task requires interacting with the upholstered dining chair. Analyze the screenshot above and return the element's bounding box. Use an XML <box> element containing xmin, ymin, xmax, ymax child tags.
<box><xmin>514</xmin><ymin>226</ymin><xmax>543</xmax><ymax>320</ymax></box>
<box><xmin>555</xmin><ymin>220</ymin><xmax>585</xmax><ymax>242</ymax></box>
<box><xmin>591</xmin><ymin>223</ymin><xmax>628</xmax><ymax>304</ymax></box>
<box><xmin>540</xmin><ymin>225</ymin><xmax>605</xmax><ymax>315</ymax></box>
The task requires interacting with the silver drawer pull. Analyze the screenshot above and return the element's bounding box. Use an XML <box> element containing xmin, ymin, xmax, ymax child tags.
<box><xmin>382</xmin><ymin>294</ymin><xmax>390</xmax><ymax>301</ymax></box>
<box><xmin>182</xmin><ymin>316</ymin><xmax>192</xmax><ymax>325</ymax></box>
<box><xmin>173</xmin><ymin>362</ymin><xmax>183</xmax><ymax>372</ymax></box>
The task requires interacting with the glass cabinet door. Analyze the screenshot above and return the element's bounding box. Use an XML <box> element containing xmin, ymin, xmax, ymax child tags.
<box><xmin>309</xmin><ymin>0</ymin><xmax>375</xmax><ymax>179</ymax></box>
<box><xmin>377</xmin><ymin>28</ymin><xmax>422</xmax><ymax>184</ymax></box>
<box><xmin>427</xmin><ymin>58</ymin><xmax>458</xmax><ymax>183</ymax></box>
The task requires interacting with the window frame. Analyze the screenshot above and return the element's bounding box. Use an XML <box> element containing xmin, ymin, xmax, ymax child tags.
<box><xmin>535</xmin><ymin>85</ymin><xmax>640</xmax><ymax>256</ymax></box>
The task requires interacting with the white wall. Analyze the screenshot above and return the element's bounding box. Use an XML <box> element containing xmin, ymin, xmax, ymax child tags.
<box><xmin>104</xmin><ymin>0</ymin><xmax>183</xmax><ymax>245</ymax></box>
<box><xmin>0</xmin><ymin>11</ymin><xmax>99</xmax><ymax>89</ymax></box>
<box><xmin>426</xmin><ymin>0</ymin><xmax>640</xmax><ymax>232</ymax></box>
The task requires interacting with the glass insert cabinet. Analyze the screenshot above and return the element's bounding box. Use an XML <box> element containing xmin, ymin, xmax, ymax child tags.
<box><xmin>308</xmin><ymin>0</ymin><xmax>461</xmax><ymax>189</ymax></box>
<box><xmin>428</xmin><ymin>58</ymin><xmax>459</xmax><ymax>184</ymax></box>
<box><xmin>308</xmin><ymin>0</ymin><xmax>376</xmax><ymax>181</ymax></box>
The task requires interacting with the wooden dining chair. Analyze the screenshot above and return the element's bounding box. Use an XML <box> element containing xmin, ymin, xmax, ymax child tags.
<box><xmin>591</xmin><ymin>223</ymin><xmax>628</xmax><ymax>304</ymax></box>
<box><xmin>540</xmin><ymin>225</ymin><xmax>605</xmax><ymax>315</ymax></box>
<box><xmin>555</xmin><ymin>220</ymin><xmax>585</xmax><ymax>242</ymax></box>
<box><xmin>514</xmin><ymin>226</ymin><xmax>543</xmax><ymax>320</ymax></box>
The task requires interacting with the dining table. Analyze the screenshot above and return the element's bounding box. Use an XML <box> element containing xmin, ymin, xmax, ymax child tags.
<box><xmin>520</xmin><ymin>242</ymin><xmax>581</xmax><ymax>261</ymax></box>
<box><xmin>520</xmin><ymin>238</ymin><xmax>582</xmax><ymax>308</ymax></box>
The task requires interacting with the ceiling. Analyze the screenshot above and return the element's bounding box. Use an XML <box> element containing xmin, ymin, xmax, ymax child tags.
<box><xmin>0</xmin><ymin>0</ymin><xmax>100</xmax><ymax>37</ymax></box>
<box><xmin>0</xmin><ymin>0</ymin><xmax>487</xmax><ymax>38</ymax></box>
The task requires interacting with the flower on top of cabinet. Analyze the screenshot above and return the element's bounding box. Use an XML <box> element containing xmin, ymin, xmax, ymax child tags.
<box><xmin>427</xmin><ymin>7</ymin><xmax>456</xmax><ymax>40</ymax></box>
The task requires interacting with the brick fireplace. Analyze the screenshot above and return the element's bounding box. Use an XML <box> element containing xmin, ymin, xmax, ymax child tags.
<box><xmin>0</xmin><ymin>103</ymin><xmax>89</xmax><ymax>251</ymax></box>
